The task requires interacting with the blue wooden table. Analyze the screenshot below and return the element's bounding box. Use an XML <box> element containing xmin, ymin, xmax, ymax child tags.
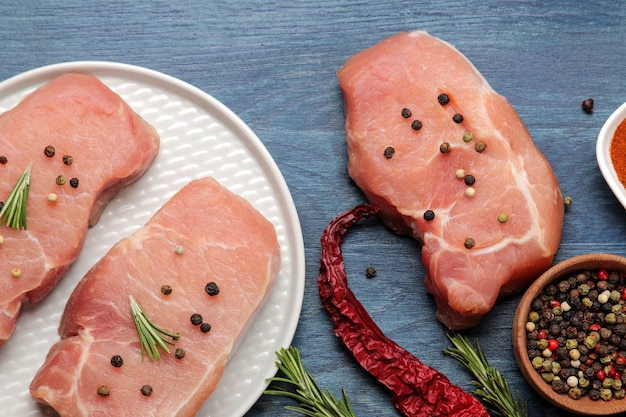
<box><xmin>1</xmin><ymin>1</ymin><xmax>625</xmax><ymax>416</ymax></box>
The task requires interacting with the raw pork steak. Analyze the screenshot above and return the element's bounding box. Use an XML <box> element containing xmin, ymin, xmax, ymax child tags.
<box><xmin>30</xmin><ymin>177</ymin><xmax>281</xmax><ymax>417</ymax></box>
<box><xmin>0</xmin><ymin>73</ymin><xmax>159</xmax><ymax>346</ymax></box>
<box><xmin>338</xmin><ymin>31</ymin><xmax>564</xmax><ymax>329</ymax></box>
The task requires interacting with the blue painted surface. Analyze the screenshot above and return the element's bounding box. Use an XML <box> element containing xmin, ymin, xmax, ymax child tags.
<box><xmin>1</xmin><ymin>1</ymin><xmax>625</xmax><ymax>416</ymax></box>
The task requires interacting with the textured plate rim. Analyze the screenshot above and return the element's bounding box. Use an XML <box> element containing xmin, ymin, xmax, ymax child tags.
<box><xmin>0</xmin><ymin>61</ymin><xmax>305</xmax><ymax>416</ymax></box>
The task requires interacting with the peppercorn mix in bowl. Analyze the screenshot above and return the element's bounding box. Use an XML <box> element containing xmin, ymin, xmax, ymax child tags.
<box><xmin>597</xmin><ymin>102</ymin><xmax>626</xmax><ymax>210</ymax></box>
<box><xmin>513</xmin><ymin>253</ymin><xmax>626</xmax><ymax>415</ymax></box>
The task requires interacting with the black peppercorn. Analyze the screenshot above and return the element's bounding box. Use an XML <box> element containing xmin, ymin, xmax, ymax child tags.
<box><xmin>423</xmin><ymin>210</ymin><xmax>435</xmax><ymax>221</ymax></box>
<box><xmin>44</xmin><ymin>145</ymin><xmax>55</xmax><ymax>157</ymax></box>
<box><xmin>200</xmin><ymin>323</ymin><xmax>211</xmax><ymax>333</ymax></box>
<box><xmin>401</xmin><ymin>108</ymin><xmax>412</xmax><ymax>118</ymax></box>
<box><xmin>383</xmin><ymin>146</ymin><xmax>395</xmax><ymax>159</ymax></box>
<box><xmin>582</xmin><ymin>98</ymin><xmax>594</xmax><ymax>114</ymax></box>
<box><xmin>69</xmin><ymin>177</ymin><xmax>79</xmax><ymax>188</ymax></box>
<box><xmin>437</xmin><ymin>93</ymin><xmax>450</xmax><ymax>105</ymax></box>
<box><xmin>411</xmin><ymin>120</ymin><xmax>422</xmax><ymax>131</ymax></box>
<box><xmin>161</xmin><ymin>285</ymin><xmax>172</xmax><ymax>295</ymax></box>
<box><xmin>140</xmin><ymin>385</ymin><xmax>153</xmax><ymax>396</ymax></box>
<box><xmin>452</xmin><ymin>113</ymin><xmax>464</xmax><ymax>123</ymax></box>
<box><xmin>464</xmin><ymin>175</ymin><xmax>475</xmax><ymax>186</ymax></box>
<box><xmin>439</xmin><ymin>142</ymin><xmax>451</xmax><ymax>154</ymax></box>
<box><xmin>175</xmin><ymin>348</ymin><xmax>185</xmax><ymax>359</ymax></box>
<box><xmin>0</xmin><ymin>156</ymin><xmax>7</xmax><ymax>164</ymax></box>
<box><xmin>110</xmin><ymin>355</ymin><xmax>123</xmax><ymax>368</ymax></box>
<box><xmin>365</xmin><ymin>266</ymin><xmax>377</xmax><ymax>279</ymax></box>
<box><xmin>63</xmin><ymin>154</ymin><xmax>73</xmax><ymax>165</ymax></box>
<box><xmin>190</xmin><ymin>313</ymin><xmax>203</xmax><ymax>325</ymax></box>
<box><xmin>205</xmin><ymin>282</ymin><xmax>220</xmax><ymax>296</ymax></box>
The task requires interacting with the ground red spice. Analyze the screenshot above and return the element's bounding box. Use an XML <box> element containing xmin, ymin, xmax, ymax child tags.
<box><xmin>610</xmin><ymin>118</ymin><xmax>626</xmax><ymax>186</ymax></box>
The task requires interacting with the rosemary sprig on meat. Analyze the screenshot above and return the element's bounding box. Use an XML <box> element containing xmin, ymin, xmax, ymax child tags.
<box><xmin>444</xmin><ymin>333</ymin><xmax>529</xmax><ymax>417</ymax></box>
<box><xmin>264</xmin><ymin>346</ymin><xmax>357</xmax><ymax>417</ymax></box>
<box><xmin>0</xmin><ymin>162</ymin><xmax>32</xmax><ymax>230</ymax></box>
<box><xmin>129</xmin><ymin>295</ymin><xmax>179</xmax><ymax>361</ymax></box>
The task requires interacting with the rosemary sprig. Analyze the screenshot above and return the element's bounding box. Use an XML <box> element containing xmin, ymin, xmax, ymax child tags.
<box><xmin>0</xmin><ymin>162</ymin><xmax>32</xmax><ymax>230</ymax></box>
<box><xmin>444</xmin><ymin>333</ymin><xmax>528</xmax><ymax>417</ymax></box>
<box><xmin>264</xmin><ymin>347</ymin><xmax>357</xmax><ymax>417</ymax></box>
<box><xmin>129</xmin><ymin>295</ymin><xmax>179</xmax><ymax>361</ymax></box>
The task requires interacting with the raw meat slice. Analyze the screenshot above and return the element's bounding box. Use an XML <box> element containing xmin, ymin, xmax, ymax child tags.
<box><xmin>0</xmin><ymin>73</ymin><xmax>160</xmax><ymax>346</ymax></box>
<box><xmin>338</xmin><ymin>31</ymin><xmax>564</xmax><ymax>329</ymax></box>
<box><xmin>30</xmin><ymin>177</ymin><xmax>281</xmax><ymax>417</ymax></box>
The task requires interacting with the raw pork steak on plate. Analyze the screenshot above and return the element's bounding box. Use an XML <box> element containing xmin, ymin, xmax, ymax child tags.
<box><xmin>0</xmin><ymin>73</ymin><xmax>159</xmax><ymax>346</ymax></box>
<box><xmin>338</xmin><ymin>31</ymin><xmax>564</xmax><ymax>329</ymax></box>
<box><xmin>30</xmin><ymin>177</ymin><xmax>281</xmax><ymax>417</ymax></box>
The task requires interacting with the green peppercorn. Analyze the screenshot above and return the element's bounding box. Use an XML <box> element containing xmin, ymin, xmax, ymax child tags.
<box><xmin>610</xmin><ymin>290</ymin><xmax>621</xmax><ymax>303</ymax></box>
<box><xmin>56</xmin><ymin>175</ymin><xmax>66</xmax><ymax>185</ymax></box>
<box><xmin>528</xmin><ymin>311</ymin><xmax>540</xmax><ymax>323</ymax></box>
<box><xmin>97</xmin><ymin>385</ymin><xmax>110</xmax><ymax>397</ymax></box>
<box><xmin>579</xmin><ymin>376</ymin><xmax>590</xmax><ymax>388</ymax></box>
<box><xmin>578</xmin><ymin>284</ymin><xmax>590</xmax><ymax>295</ymax></box>
<box><xmin>600</xmin><ymin>387</ymin><xmax>613</xmax><ymax>401</ymax></box>
<box><xmin>563</xmin><ymin>195</ymin><xmax>573</xmax><ymax>206</ymax></box>
<box><xmin>542</xmin><ymin>372</ymin><xmax>555</xmax><ymax>383</ymax></box>
<box><xmin>532</xmin><ymin>356</ymin><xmax>544</xmax><ymax>369</ymax></box>
<box><xmin>463</xmin><ymin>131</ymin><xmax>473</xmax><ymax>142</ymax></box>
<box><xmin>584</xmin><ymin>336</ymin><xmax>597</xmax><ymax>349</ymax></box>
<box><xmin>568</xmin><ymin>386</ymin><xmax>582</xmax><ymax>399</ymax></box>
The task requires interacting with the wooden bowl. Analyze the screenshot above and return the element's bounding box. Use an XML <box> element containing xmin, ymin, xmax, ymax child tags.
<box><xmin>513</xmin><ymin>253</ymin><xmax>626</xmax><ymax>415</ymax></box>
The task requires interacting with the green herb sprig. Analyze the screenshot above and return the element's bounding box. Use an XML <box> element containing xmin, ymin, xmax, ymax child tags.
<box><xmin>0</xmin><ymin>162</ymin><xmax>32</xmax><ymax>230</ymax></box>
<box><xmin>129</xmin><ymin>295</ymin><xmax>179</xmax><ymax>361</ymax></box>
<box><xmin>444</xmin><ymin>333</ymin><xmax>528</xmax><ymax>417</ymax></box>
<box><xmin>265</xmin><ymin>346</ymin><xmax>356</xmax><ymax>417</ymax></box>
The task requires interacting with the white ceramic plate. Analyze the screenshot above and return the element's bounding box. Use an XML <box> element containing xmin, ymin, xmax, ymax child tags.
<box><xmin>597</xmin><ymin>101</ymin><xmax>626</xmax><ymax>209</ymax></box>
<box><xmin>0</xmin><ymin>62</ymin><xmax>305</xmax><ymax>417</ymax></box>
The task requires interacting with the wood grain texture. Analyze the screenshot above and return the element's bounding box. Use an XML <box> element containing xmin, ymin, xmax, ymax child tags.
<box><xmin>0</xmin><ymin>1</ymin><xmax>624</xmax><ymax>416</ymax></box>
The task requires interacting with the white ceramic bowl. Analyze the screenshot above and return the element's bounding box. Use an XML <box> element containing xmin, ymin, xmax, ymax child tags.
<box><xmin>596</xmin><ymin>102</ymin><xmax>626</xmax><ymax>209</ymax></box>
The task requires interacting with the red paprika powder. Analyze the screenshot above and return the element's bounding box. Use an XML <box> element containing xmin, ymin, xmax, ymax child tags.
<box><xmin>610</xmin><ymin>118</ymin><xmax>626</xmax><ymax>186</ymax></box>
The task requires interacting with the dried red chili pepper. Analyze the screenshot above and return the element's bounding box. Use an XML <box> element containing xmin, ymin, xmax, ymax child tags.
<box><xmin>318</xmin><ymin>203</ymin><xmax>489</xmax><ymax>417</ymax></box>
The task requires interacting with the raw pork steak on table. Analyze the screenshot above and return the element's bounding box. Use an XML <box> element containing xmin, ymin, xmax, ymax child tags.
<box><xmin>338</xmin><ymin>31</ymin><xmax>564</xmax><ymax>329</ymax></box>
<box><xmin>0</xmin><ymin>73</ymin><xmax>159</xmax><ymax>347</ymax></box>
<box><xmin>30</xmin><ymin>177</ymin><xmax>281</xmax><ymax>417</ymax></box>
